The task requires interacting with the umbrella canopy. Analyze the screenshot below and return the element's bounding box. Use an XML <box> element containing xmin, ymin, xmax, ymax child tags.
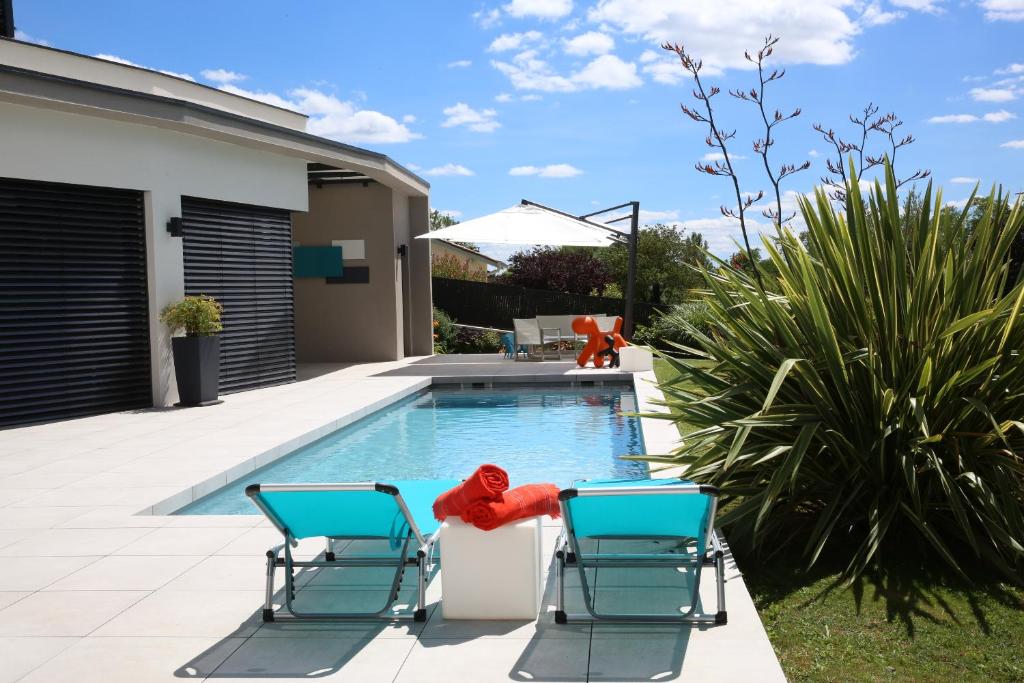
<box><xmin>415</xmin><ymin>203</ymin><xmax>619</xmax><ymax>247</ymax></box>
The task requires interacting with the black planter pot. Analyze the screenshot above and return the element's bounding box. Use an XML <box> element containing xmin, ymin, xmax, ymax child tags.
<box><xmin>171</xmin><ymin>335</ymin><xmax>222</xmax><ymax>407</ymax></box>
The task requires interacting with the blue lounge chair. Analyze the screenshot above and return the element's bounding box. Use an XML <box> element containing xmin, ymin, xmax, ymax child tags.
<box><xmin>554</xmin><ymin>478</ymin><xmax>726</xmax><ymax>624</ymax></box>
<box><xmin>246</xmin><ymin>479</ymin><xmax>458</xmax><ymax>622</ymax></box>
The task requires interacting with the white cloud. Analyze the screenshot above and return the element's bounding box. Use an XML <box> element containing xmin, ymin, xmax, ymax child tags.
<box><xmin>572</xmin><ymin>54</ymin><xmax>642</xmax><ymax>89</ymax></box>
<box><xmin>984</xmin><ymin>109</ymin><xmax>1016</xmax><ymax>122</ymax></box>
<box><xmin>473</xmin><ymin>8</ymin><xmax>503</xmax><ymax>27</ymax></box>
<box><xmin>970</xmin><ymin>87</ymin><xmax>1018</xmax><ymax>102</ymax></box>
<box><xmin>201</xmin><ymin>68</ymin><xmax>246</xmax><ymax>84</ymax></box>
<box><xmin>978</xmin><ymin>0</ymin><xmax>1024</xmax><ymax>21</ymax></box>
<box><xmin>563</xmin><ymin>31</ymin><xmax>615</xmax><ymax>56</ymax></box>
<box><xmin>94</xmin><ymin>54</ymin><xmax>194</xmax><ymax>81</ymax></box>
<box><xmin>447</xmin><ymin>59</ymin><xmax>473</xmax><ymax>69</ymax></box>
<box><xmin>488</xmin><ymin>30</ymin><xmax>544</xmax><ymax>52</ymax></box>
<box><xmin>808</xmin><ymin>149</ymin><xmax>820</xmax><ymax>157</ymax></box>
<box><xmin>402</xmin><ymin>114</ymin><xmax>417</xmax><ymax>123</ymax></box>
<box><xmin>509</xmin><ymin>164</ymin><xmax>583</xmax><ymax>177</ymax></box>
<box><xmin>860</xmin><ymin>2</ymin><xmax>905</xmax><ymax>25</ymax></box>
<box><xmin>638</xmin><ymin>209</ymin><xmax>680</xmax><ymax>222</ymax></box>
<box><xmin>425</xmin><ymin>164</ymin><xmax>475</xmax><ymax>177</ymax></box>
<box><xmin>890</xmin><ymin>0</ymin><xmax>944</xmax><ymax>12</ymax></box>
<box><xmin>950</xmin><ymin>176</ymin><xmax>980</xmax><ymax>183</ymax></box>
<box><xmin>437</xmin><ymin>209</ymin><xmax>464</xmax><ymax>219</ymax></box>
<box><xmin>996</xmin><ymin>62</ymin><xmax>1024</xmax><ymax>74</ymax></box>
<box><xmin>928</xmin><ymin>113</ymin><xmax>979</xmax><ymax>123</ymax></box>
<box><xmin>221</xmin><ymin>86</ymin><xmax>420</xmax><ymax>144</ymax></box>
<box><xmin>495</xmin><ymin>93</ymin><xmax>515</xmax><ymax>103</ymax></box>
<box><xmin>676</xmin><ymin>216</ymin><xmax>775</xmax><ymax>257</ymax></box>
<box><xmin>946</xmin><ymin>198</ymin><xmax>970</xmax><ymax>209</ymax></box>
<box><xmin>493</xmin><ymin>50</ymin><xmax>641</xmax><ymax>91</ymax></box>
<box><xmin>14</xmin><ymin>30</ymin><xmax>49</xmax><ymax>46</ymax></box>
<box><xmin>587</xmin><ymin>1</ymin><xmax>860</xmax><ymax>73</ymax></box>
<box><xmin>504</xmin><ymin>0</ymin><xmax>573</xmax><ymax>20</ymax></box>
<box><xmin>1001</xmin><ymin>139</ymin><xmax>1024</xmax><ymax>148</ymax></box>
<box><xmin>441</xmin><ymin>103</ymin><xmax>501</xmax><ymax>132</ymax></box>
<box><xmin>701</xmin><ymin>152</ymin><xmax>746</xmax><ymax>161</ymax></box>
<box><xmin>521</xmin><ymin>93</ymin><xmax>543</xmax><ymax>101</ymax></box>
<box><xmin>642</xmin><ymin>58</ymin><xmax>684</xmax><ymax>84</ymax></box>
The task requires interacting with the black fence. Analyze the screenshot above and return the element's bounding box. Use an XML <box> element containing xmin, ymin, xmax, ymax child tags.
<box><xmin>431</xmin><ymin>277</ymin><xmax>661</xmax><ymax>330</ymax></box>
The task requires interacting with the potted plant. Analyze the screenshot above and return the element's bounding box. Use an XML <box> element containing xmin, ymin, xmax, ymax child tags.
<box><xmin>160</xmin><ymin>294</ymin><xmax>224</xmax><ymax>407</ymax></box>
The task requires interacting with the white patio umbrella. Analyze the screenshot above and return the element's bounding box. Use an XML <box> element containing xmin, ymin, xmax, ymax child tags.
<box><xmin>417</xmin><ymin>199</ymin><xmax>643</xmax><ymax>338</ymax></box>
<box><xmin>415</xmin><ymin>203</ymin><xmax>619</xmax><ymax>247</ymax></box>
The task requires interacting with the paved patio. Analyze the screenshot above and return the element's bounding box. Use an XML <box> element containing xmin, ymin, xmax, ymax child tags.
<box><xmin>0</xmin><ymin>357</ymin><xmax>785</xmax><ymax>682</ymax></box>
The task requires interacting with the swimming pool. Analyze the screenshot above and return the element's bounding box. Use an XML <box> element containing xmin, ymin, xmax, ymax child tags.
<box><xmin>179</xmin><ymin>384</ymin><xmax>648</xmax><ymax>515</ymax></box>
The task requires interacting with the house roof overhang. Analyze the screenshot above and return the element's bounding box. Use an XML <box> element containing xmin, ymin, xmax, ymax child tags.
<box><xmin>0</xmin><ymin>47</ymin><xmax>428</xmax><ymax>197</ymax></box>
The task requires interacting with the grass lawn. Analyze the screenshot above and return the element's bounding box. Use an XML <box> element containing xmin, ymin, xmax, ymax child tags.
<box><xmin>651</xmin><ymin>357</ymin><xmax>1024</xmax><ymax>682</ymax></box>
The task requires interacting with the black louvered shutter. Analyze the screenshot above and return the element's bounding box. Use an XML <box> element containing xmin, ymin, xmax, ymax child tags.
<box><xmin>0</xmin><ymin>177</ymin><xmax>151</xmax><ymax>428</ymax></box>
<box><xmin>181</xmin><ymin>197</ymin><xmax>295</xmax><ymax>394</ymax></box>
<box><xmin>0</xmin><ymin>0</ymin><xmax>13</xmax><ymax>39</ymax></box>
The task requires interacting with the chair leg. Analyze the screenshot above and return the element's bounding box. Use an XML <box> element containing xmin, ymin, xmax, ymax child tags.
<box><xmin>414</xmin><ymin>551</ymin><xmax>428</xmax><ymax>622</ymax></box>
<box><xmin>554</xmin><ymin>544</ymin><xmax>567</xmax><ymax>624</ymax></box>
<box><xmin>262</xmin><ymin>547</ymin><xmax>280</xmax><ymax>622</ymax></box>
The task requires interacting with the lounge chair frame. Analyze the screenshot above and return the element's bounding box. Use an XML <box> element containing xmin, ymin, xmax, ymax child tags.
<box><xmin>246</xmin><ymin>482</ymin><xmax>439</xmax><ymax>623</ymax></box>
<box><xmin>553</xmin><ymin>482</ymin><xmax>727</xmax><ymax>625</ymax></box>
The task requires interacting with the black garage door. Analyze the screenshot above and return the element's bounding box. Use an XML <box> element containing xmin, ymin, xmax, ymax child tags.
<box><xmin>0</xmin><ymin>177</ymin><xmax>151</xmax><ymax>428</ymax></box>
<box><xmin>181</xmin><ymin>197</ymin><xmax>295</xmax><ymax>394</ymax></box>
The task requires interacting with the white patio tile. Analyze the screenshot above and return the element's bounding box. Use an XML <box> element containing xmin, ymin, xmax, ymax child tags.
<box><xmin>0</xmin><ymin>527</ymin><xmax>155</xmax><ymax>557</ymax></box>
<box><xmin>0</xmin><ymin>530</ymin><xmax>31</xmax><ymax>550</ymax></box>
<box><xmin>0</xmin><ymin>506</ymin><xmax>93</xmax><ymax>530</ymax></box>
<box><xmin>45</xmin><ymin>555</ymin><xmax>206</xmax><ymax>591</ymax></box>
<box><xmin>162</xmin><ymin>555</ymin><xmax>273</xmax><ymax>592</ymax></box>
<box><xmin>56</xmin><ymin>507</ymin><xmax>170</xmax><ymax>529</ymax></box>
<box><xmin>112</xmin><ymin>526</ymin><xmax>249</xmax><ymax>556</ymax></box>
<box><xmin>212</xmin><ymin>636</ymin><xmax>415</xmax><ymax>682</ymax></box>
<box><xmin>394</xmin><ymin>637</ymin><xmax>591</xmax><ymax>683</ymax></box>
<box><xmin>0</xmin><ymin>592</ymin><xmax>29</xmax><ymax>611</ymax></box>
<box><xmin>0</xmin><ymin>556</ymin><xmax>100</xmax><ymax>591</ymax></box>
<box><xmin>0</xmin><ymin>590</ymin><xmax>148</xmax><ymax>636</ymax></box>
<box><xmin>0</xmin><ymin>636</ymin><xmax>79</xmax><ymax>683</ymax></box>
<box><xmin>19</xmin><ymin>636</ymin><xmax>245</xmax><ymax>683</ymax></box>
<box><xmin>92</xmin><ymin>588</ymin><xmax>264</xmax><ymax>638</ymax></box>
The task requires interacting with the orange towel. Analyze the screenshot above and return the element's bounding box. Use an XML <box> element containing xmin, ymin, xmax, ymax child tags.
<box><xmin>432</xmin><ymin>464</ymin><xmax>510</xmax><ymax>521</ymax></box>
<box><xmin>460</xmin><ymin>483</ymin><xmax>561</xmax><ymax>531</ymax></box>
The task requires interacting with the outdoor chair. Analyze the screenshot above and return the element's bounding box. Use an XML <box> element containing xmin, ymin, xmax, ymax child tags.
<box><xmin>513</xmin><ymin>318</ymin><xmax>556</xmax><ymax>361</ymax></box>
<box><xmin>501</xmin><ymin>332</ymin><xmax>527</xmax><ymax>359</ymax></box>
<box><xmin>553</xmin><ymin>478</ymin><xmax>727</xmax><ymax>625</ymax></box>
<box><xmin>246</xmin><ymin>479</ymin><xmax>459</xmax><ymax>622</ymax></box>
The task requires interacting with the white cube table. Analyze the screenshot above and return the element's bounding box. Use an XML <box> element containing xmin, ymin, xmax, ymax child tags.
<box><xmin>619</xmin><ymin>345</ymin><xmax>654</xmax><ymax>372</ymax></box>
<box><xmin>439</xmin><ymin>516</ymin><xmax>543</xmax><ymax>620</ymax></box>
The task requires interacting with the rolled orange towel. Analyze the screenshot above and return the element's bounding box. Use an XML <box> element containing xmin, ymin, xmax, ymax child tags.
<box><xmin>432</xmin><ymin>464</ymin><xmax>510</xmax><ymax>521</ymax></box>
<box><xmin>460</xmin><ymin>483</ymin><xmax>561</xmax><ymax>531</ymax></box>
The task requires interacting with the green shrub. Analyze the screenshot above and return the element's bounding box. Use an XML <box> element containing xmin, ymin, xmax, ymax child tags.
<box><xmin>646</xmin><ymin>163</ymin><xmax>1024</xmax><ymax>581</ymax></box>
<box><xmin>451</xmin><ymin>327</ymin><xmax>502</xmax><ymax>353</ymax></box>
<box><xmin>160</xmin><ymin>295</ymin><xmax>223</xmax><ymax>336</ymax></box>
<box><xmin>633</xmin><ymin>301</ymin><xmax>713</xmax><ymax>352</ymax></box>
<box><xmin>433</xmin><ymin>307</ymin><xmax>457</xmax><ymax>354</ymax></box>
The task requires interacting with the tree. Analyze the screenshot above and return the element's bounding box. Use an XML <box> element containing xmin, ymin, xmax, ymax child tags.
<box><xmin>429</xmin><ymin>209</ymin><xmax>477</xmax><ymax>252</ymax></box>
<box><xmin>593</xmin><ymin>225</ymin><xmax>710</xmax><ymax>305</ymax></box>
<box><xmin>499</xmin><ymin>247</ymin><xmax>612</xmax><ymax>295</ymax></box>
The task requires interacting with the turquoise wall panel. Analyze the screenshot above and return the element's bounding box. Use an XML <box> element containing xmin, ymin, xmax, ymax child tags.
<box><xmin>293</xmin><ymin>246</ymin><xmax>343</xmax><ymax>278</ymax></box>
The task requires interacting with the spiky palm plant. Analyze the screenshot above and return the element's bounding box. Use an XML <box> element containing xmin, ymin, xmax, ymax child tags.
<box><xmin>645</xmin><ymin>163</ymin><xmax>1024</xmax><ymax>580</ymax></box>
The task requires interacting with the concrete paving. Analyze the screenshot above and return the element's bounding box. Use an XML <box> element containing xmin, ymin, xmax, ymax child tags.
<box><xmin>0</xmin><ymin>356</ymin><xmax>785</xmax><ymax>682</ymax></box>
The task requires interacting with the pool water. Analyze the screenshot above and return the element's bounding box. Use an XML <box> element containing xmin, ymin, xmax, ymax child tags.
<box><xmin>179</xmin><ymin>384</ymin><xmax>648</xmax><ymax>515</ymax></box>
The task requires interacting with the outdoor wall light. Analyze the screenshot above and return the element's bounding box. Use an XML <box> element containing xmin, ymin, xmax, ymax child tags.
<box><xmin>167</xmin><ymin>217</ymin><xmax>183</xmax><ymax>237</ymax></box>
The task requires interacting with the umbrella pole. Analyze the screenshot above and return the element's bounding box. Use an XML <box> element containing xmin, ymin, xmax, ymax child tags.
<box><xmin>623</xmin><ymin>201</ymin><xmax>639</xmax><ymax>340</ymax></box>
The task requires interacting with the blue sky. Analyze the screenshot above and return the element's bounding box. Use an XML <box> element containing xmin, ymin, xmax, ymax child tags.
<box><xmin>14</xmin><ymin>0</ymin><xmax>1024</xmax><ymax>258</ymax></box>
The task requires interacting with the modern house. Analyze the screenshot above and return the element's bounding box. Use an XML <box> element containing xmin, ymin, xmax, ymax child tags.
<box><xmin>432</xmin><ymin>239</ymin><xmax>506</xmax><ymax>277</ymax></box>
<box><xmin>0</xmin><ymin>32</ymin><xmax>433</xmax><ymax>428</ymax></box>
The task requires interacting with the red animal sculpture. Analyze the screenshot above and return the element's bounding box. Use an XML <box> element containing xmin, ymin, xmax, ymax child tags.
<box><xmin>571</xmin><ymin>316</ymin><xmax>627</xmax><ymax>368</ymax></box>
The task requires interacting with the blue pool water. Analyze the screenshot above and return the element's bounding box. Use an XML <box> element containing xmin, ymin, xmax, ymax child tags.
<box><xmin>179</xmin><ymin>384</ymin><xmax>648</xmax><ymax>515</ymax></box>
